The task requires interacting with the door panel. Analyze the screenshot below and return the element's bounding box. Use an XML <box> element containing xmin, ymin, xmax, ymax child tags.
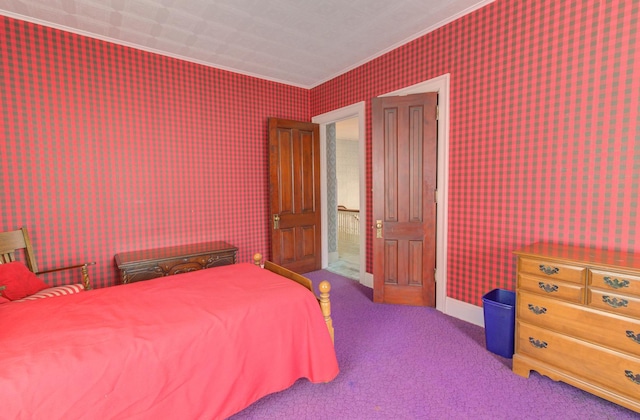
<box><xmin>279</xmin><ymin>228</ymin><xmax>296</xmax><ymax>263</ymax></box>
<box><xmin>409</xmin><ymin>106</ymin><xmax>424</xmax><ymax>221</ymax></box>
<box><xmin>300</xmin><ymin>131</ymin><xmax>316</xmax><ymax>212</ymax></box>
<box><xmin>301</xmin><ymin>225</ymin><xmax>317</xmax><ymax>257</ymax></box>
<box><xmin>269</xmin><ymin>118</ymin><xmax>321</xmax><ymax>273</ymax></box>
<box><xmin>373</xmin><ymin>93</ymin><xmax>438</xmax><ymax>306</ymax></box>
<box><xmin>409</xmin><ymin>241</ymin><xmax>423</xmax><ymax>285</ymax></box>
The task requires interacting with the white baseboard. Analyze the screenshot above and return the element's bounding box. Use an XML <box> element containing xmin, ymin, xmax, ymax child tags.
<box><xmin>444</xmin><ymin>297</ymin><xmax>485</xmax><ymax>327</ymax></box>
<box><xmin>360</xmin><ymin>272</ymin><xmax>373</xmax><ymax>288</ymax></box>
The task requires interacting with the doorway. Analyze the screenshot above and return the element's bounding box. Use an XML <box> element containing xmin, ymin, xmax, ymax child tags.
<box><xmin>327</xmin><ymin>117</ymin><xmax>360</xmax><ymax>279</ymax></box>
<box><xmin>312</xmin><ymin>73</ymin><xmax>450</xmax><ymax>314</ymax></box>
<box><xmin>313</xmin><ymin>102</ymin><xmax>370</xmax><ymax>287</ymax></box>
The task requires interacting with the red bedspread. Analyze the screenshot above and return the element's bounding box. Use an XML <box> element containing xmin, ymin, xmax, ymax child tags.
<box><xmin>0</xmin><ymin>263</ymin><xmax>339</xmax><ymax>419</ymax></box>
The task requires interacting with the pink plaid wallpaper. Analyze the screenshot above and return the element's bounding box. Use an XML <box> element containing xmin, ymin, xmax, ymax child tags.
<box><xmin>0</xmin><ymin>16</ymin><xmax>309</xmax><ymax>288</ymax></box>
<box><xmin>311</xmin><ymin>0</ymin><xmax>640</xmax><ymax>304</ymax></box>
<box><xmin>2</xmin><ymin>0</ymin><xmax>639</xmax><ymax>306</ymax></box>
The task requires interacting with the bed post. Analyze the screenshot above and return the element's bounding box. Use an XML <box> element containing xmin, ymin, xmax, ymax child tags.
<box><xmin>81</xmin><ymin>264</ymin><xmax>92</xmax><ymax>290</ymax></box>
<box><xmin>318</xmin><ymin>281</ymin><xmax>334</xmax><ymax>344</ymax></box>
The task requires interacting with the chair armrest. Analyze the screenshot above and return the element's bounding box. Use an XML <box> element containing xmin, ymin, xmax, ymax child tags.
<box><xmin>36</xmin><ymin>262</ymin><xmax>96</xmax><ymax>290</ymax></box>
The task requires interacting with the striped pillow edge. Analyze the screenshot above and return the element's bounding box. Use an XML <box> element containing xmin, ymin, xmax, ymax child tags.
<box><xmin>15</xmin><ymin>284</ymin><xmax>85</xmax><ymax>302</ymax></box>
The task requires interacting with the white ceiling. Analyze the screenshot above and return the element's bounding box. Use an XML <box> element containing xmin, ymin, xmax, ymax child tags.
<box><xmin>0</xmin><ymin>0</ymin><xmax>493</xmax><ymax>88</ymax></box>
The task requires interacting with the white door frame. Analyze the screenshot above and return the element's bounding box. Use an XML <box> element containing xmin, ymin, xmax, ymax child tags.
<box><xmin>313</xmin><ymin>101</ymin><xmax>370</xmax><ymax>287</ymax></box>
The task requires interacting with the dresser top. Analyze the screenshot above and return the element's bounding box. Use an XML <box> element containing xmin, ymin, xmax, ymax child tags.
<box><xmin>514</xmin><ymin>242</ymin><xmax>640</xmax><ymax>272</ymax></box>
<box><xmin>115</xmin><ymin>241</ymin><xmax>237</xmax><ymax>266</ymax></box>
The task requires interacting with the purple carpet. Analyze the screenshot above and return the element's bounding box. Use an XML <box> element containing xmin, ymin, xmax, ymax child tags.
<box><xmin>230</xmin><ymin>270</ymin><xmax>638</xmax><ymax>419</ymax></box>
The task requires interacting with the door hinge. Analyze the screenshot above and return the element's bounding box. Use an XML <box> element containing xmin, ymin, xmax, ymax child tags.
<box><xmin>435</xmin><ymin>105</ymin><xmax>439</xmax><ymax>120</ymax></box>
<box><xmin>434</xmin><ymin>189</ymin><xmax>438</xmax><ymax>204</ymax></box>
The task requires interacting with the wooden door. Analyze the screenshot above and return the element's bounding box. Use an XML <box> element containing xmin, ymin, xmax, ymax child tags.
<box><xmin>372</xmin><ymin>93</ymin><xmax>438</xmax><ymax>306</ymax></box>
<box><xmin>268</xmin><ymin>118</ymin><xmax>322</xmax><ymax>273</ymax></box>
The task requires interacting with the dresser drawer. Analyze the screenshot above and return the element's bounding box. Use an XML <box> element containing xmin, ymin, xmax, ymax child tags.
<box><xmin>518</xmin><ymin>273</ymin><xmax>584</xmax><ymax>303</ymax></box>
<box><xmin>588</xmin><ymin>289</ymin><xmax>640</xmax><ymax>319</ymax></box>
<box><xmin>517</xmin><ymin>321</ymin><xmax>640</xmax><ymax>401</ymax></box>
<box><xmin>590</xmin><ymin>270</ymin><xmax>640</xmax><ymax>298</ymax></box>
<box><xmin>518</xmin><ymin>290</ymin><xmax>640</xmax><ymax>356</ymax></box>
<box><xmin>519</xmin><ymin>257</ymin><xmax>585</xmax><ymax>284</ymax></box>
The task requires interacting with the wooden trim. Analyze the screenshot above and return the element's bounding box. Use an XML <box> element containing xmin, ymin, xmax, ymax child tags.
<box><xmin>37</xmin><ymin>262</ymin><xmax>96</xmax><ymax>290</ymax></box>
<box><xmin>337</xmin><ymin>205</ymin><xmax>359</xmax><ymax>213</ymax></box>
<box><xmin>263</xmin><ymin>260</ymin><xmax>314</xmax><ymax>292</ymax></box>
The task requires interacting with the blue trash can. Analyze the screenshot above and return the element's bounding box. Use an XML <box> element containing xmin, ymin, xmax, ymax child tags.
<box><xmin>482</xmin><ymin>288</ymin><xmax>516</xmax><ymax>358</ymax></box>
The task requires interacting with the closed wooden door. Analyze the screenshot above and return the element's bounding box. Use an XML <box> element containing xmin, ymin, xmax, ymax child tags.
<box><xmin>372</xmin><ymin>93</ymin><xmax>438</xmax><ymax>306</ymax></box>
<box><xmin>268</xmin><ymin>118</ymin><xmax>321</xmax><ymax>273</ymax></box>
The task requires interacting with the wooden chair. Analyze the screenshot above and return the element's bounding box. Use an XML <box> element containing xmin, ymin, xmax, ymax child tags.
<box><xmin>0</xmin><ymin>227</ymin><xmax>95</xmax><ymax>290</ymax></box>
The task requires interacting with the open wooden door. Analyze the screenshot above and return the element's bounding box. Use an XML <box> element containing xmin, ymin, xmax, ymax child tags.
<box><xmin>268</xmin><ymin>118</ymin><xmax>321</xmax><ymax>273</ymax></box>
<box><xmin>372</xmin><ymin>93</ymin><xmax>438</xmax><ymax>306</ymax></box>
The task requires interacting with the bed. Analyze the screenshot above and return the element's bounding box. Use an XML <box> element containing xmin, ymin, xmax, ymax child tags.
<box><xmin>0</xmin><ymin>257</ymin><xmax>339</xmax><ymax>419</ymax></box>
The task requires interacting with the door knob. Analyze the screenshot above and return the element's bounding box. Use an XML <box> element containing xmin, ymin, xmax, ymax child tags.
<box><xmin>273</xmin><ymin>214</ymin><xmax>280</xmax><ymax>230</ymax></box>
<box><xmin>375</xmin><ymin>220</ymin><xmax>383</xmax><ymax>238</ymax></box>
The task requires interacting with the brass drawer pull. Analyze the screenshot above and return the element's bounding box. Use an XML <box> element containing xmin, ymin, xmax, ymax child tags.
<box><xmin>539</xmin><ymin>265</ymin><xmax>559</xmax><ymax>275</ymax></box>
<box><xmin>528</xmin><ymin>337</ymin><xmax>548</xmax><ymax>349</ymax></box>
<box><xmin>625</xmin><ymin>370</ymin><xmax>640</xmax><ymax>385</ymax></box>
<box><xmin>626</xmin><ymin>331</ymin><xmax>640</xmax><ymax>344</ymax></box>
<box><xmin>602</xmin><ymin>295</ymin><xmax>628</xmax><ymax>308</ymax></box>
<box><xmin>603</xmin><ymin>276</ymin><xmax>630</xmax><ymax>289</ymax></box>
<box><xmin>538</xmin><ymin>282</ymin><xmax>559</xmax><ymax>293</ymax></box>
<box><xmin>527</xmin><ymin>304</ymin><xmax>547</xmax><ymax>315</ymax></box>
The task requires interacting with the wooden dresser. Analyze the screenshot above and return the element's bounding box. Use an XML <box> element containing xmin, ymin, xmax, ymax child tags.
<box><xmin>115</xmin><ymin>241</ymin><xmax>237</xmax><ymax>284</ymax></box>
<box><xmin>513</xmin><ymin>242</ymin><xmax>640</xmax><ymax>413</ymax></box>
